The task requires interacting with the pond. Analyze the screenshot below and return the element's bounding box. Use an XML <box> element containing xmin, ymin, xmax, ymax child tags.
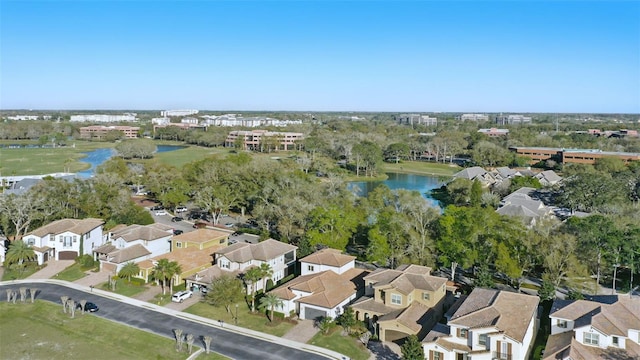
<box><xmin>77</xmin><ymin>145</ymin><xmax>186</xmax><ymax>178</ymax></box>
<box><xmin>348</xmin><ymin>172</ymin><xmax>446</xmax><ymax>209</ymax></box>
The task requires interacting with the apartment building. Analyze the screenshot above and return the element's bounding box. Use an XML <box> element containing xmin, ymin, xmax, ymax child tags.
<box><xmin>70</xmin><ymin>113</ymin><xmax>137</xmax><ymax>122</ymax></box>
<box><xmin>79</xmin><ymin>125</ymin><xmax>140</xmax><ymax>139</ymax></box>
<box><xmin>397</xmin><ymin>114</ymin><xmax>438</xmax><ymax>127</ymax></box>
<box><xmin>225</xmin><ymin>130</ymin><xmax>304</xmax><ymax>151</ymax></box>
<box><xmin>161</xmin><ymin>109</ymin><xmax>199</xmax><ymax>117</ymax></box>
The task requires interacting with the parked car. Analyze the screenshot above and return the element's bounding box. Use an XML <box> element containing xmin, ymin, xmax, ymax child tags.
<box><xmin>175</xmin><ymin>206</ymin><xmax>188</xmax><ymax>213</ymax></box>
<box><xmin>224</xmin><ymin>223</ymin><xmax>235</xmax><ymax>228</ymax></box>
<box><xmin>173</xmin><ymin>229</ymin><xmax>184</xmax><ymax>235</ymax></box>
<box><xmin>171</xmin><ymin>216</ymin><xmax>183</xmax><ymax>222</ymax></box>
<box><xmin>77</xmin><ymin>301</ymin><xmax>99</xmax><ymax>312</ymax></box>
<box><xmin>155</xmin><ymin>210</ymin><xmax>168</xmax><ymax>216</ymax></box>
<box><xmin>171</xmin><ymin>291</ymin><xmax>193</xmax><ymax>303</ymax></box>
<box><xmin>150</xmin><ymin>205</ymin><xmax>164</xmax><ymax>211</ymax></box>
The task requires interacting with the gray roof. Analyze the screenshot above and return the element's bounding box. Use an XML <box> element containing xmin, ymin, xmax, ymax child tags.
<box><xmin>453</xmin><ymin>167</ymin><xmax>487</xmax><ymax>180</ymax></box>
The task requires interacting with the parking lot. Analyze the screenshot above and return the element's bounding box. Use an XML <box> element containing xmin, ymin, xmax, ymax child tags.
<box><xmin>148</xmin><ymin>206</ymin><xmax>241</xmax><ymax>234</ymax></box>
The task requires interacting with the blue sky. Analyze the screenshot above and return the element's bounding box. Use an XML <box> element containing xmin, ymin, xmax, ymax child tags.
<box><xmin>1</xmin><ymin>1</ymin><xmax>639</xmax><ymax>113</ymax></box>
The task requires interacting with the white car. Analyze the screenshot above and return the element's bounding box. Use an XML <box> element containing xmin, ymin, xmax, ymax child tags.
<box><xmin>154</xmin><ymin>210</ymin><xmax>168</xmax><ymax>216</ymax></box>
<box><xmin>171</xmin><ymin>290</ymin><xmax>193</xmax><ymax>303</ymax></box>
<box><xmin>175</xmin><ymin>206</ymin><xmax>188</xmax><ymax>213</ymax></box>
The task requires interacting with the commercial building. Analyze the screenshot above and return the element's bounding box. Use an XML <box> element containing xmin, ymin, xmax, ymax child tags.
<box><xmin>161</xmin><ymin>109</ymin><xmax>199</xmax><ymax>117</ymax></box>
<box><xmin>495</xmin><ymin>114</ymin><xmax>532</xmax><ymax>125</ymax></box>
<box><xmin>510</xmin><ymin>147</ymin><xmax>640</xmax><ymax>165</ymax></box>
<box><xmin>79</xmin><ymin>125</ymin><xmax>140</xmax><ymax>139</ymax></box>
<box><xmin>225</xmin><ymin>130</ymin><xmax>304</xmax><ymax>151</ymax></box>
<box><xmin>477</xmin><ymin>128</ymin><xmax>509</xmax><ymax>137</ymax></box>
<box><xmin>456</xmin><ymin>114</ymin><xmax>489</xmax><ymax>122</ymax></box>
<box><xmin>396</xmin><ymin>114</ymin><xmax>438</xmax><ymax>126</ymax></box>
<box><xmin>70</xmin><ymin>113</ymin><xmax>137</xmax><ymax>122</ymax></box>
<box><xmin>201</xmin><ymin>114</ymin><xmax>302</xmax><ymax>127</ymax></box>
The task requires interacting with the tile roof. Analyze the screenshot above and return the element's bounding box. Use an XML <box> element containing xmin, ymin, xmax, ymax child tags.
<box><xmin>185</xmin><ymin>265</ymin><xmax>239</xmax><ymax>285</ymax></box>
<box><xmin>551</xmin><ymin>296</ymin><xmax>640</xmax><ymax>337</ymax></box>
<box><xmin>106</xmin><ymin>244</ymin><xmax>151</xmax><ymax>264</ymax></box>
<box><xmin>365</xmin><ymin>265</ymin><xmax>445</xmax><ymax>295</ymax></box>
<box><xmin>453</xmin><ymin>167</ymin><xmax>487</xmax><ymax>180</ymax></box>
<box><xmin>351</xmin><ymin>296</ymin><xmax>396</xmax><ymax>314</ymax></box>
<box><xmin>173</xmin><ymin>228</ymin><xmax>228</xmax><ymax>244</ymax></box>
<box><xmin>150</xmin><ymin>243</ymin><xmax>226</xmax><ymax>273</ymax></box>
<box><xmin>449</xmin><ymin>288</ymin><xmax>539</xmax><ymax>343</ymax></box>
<box><xmin>216</xmin><ymin>239</ymin><xmax>296</xmax><ymax>263</ymax></box>
<box><xmin>94</xmin><ymin>243</ymin><xmax>116</xmax><ymax>254</ymax></box>
<box><xmin>29</xmin><ymin>218</ymin><xmax>104</xmax><ymax>237</ymax></box>
<box><xmin>378</xmin><ymin>302</ymin><xmax>436</xmax><ymax>333</ymax></box>
<box><xmin>270</xmin><ymin>270</ymin><xmax>357</xmax><ymax>309</ymax></box>
<box><xmin>300</xmin><ymin>248</ymin><xmax>355</xmax><ymax>267</ymax></box>
<box><xmin>111</xmin><ymin>224</ymin><xmax>172</xmax><ymax>242</ymax></box>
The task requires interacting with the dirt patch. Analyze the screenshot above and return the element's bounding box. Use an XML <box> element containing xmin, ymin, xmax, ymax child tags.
<box><xmin>130</xmin><ymin>196</ymin><xmax>159</xmax><ymax>208</ymax></box>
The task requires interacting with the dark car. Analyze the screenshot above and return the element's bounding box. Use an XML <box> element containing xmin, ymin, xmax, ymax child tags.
<box><xmin>173</xmin><ymin>229</ymin><xmax>184</xmax><ymax>235</ymax></box>
<box><xmin>77</xmin><ymin>302</ymin><xmax>99</xmax><ymax>312</ymax></box>
<box><xmin>150</xmin><ymin>205</ymin><xmax>164</xmax><ymax>211</ymax></box>
<box><xmin>171</xmin><ymin>216</ymin><xmax>183</xmax><ymax>222</ymax></box>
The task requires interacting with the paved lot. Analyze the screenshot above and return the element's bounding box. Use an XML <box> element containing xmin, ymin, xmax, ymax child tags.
<box><xmin>1</xmin><ymin>282</ymin><xmax>337</xmax><ymax>360</ymax></box>
<box><xmin>282</xmin><ymin>319</ymin><xmax>319</xmax><ymax>343</ymax></box>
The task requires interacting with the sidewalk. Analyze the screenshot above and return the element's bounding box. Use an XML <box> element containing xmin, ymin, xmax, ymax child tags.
<box><xmin>282</xmin><ymin>318</ymin><xmax>319</xmax><ymax>343</ymax></box>
<box><xmin>27</xmin><ymin>260</ymin><xmax>74</xmax><ymax>279</ymax></box>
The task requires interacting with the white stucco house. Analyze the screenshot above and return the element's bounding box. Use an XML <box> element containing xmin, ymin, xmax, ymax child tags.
<box><xmin>93</xmin><ymin>223</ymin><xmax>173</xmax><ymax>273</ymax></box>
<box><xmin>543</xmin><ymin>295</ymin><xmax>640</xmax><ymax>360</ymax></box>
<box><xmin>422</xmin><ymin>288</ymin><xmax>539</xmax><ymax>360</ymax></box>
<box><xmin>22</xmin><ymin>218</ymin><xmax>105</xmax><ymax>264</ymax></box>
<box><xmin>299</xmin><ymin>247</ymin><xmax>356</xmax><ymax>275</ymax></box>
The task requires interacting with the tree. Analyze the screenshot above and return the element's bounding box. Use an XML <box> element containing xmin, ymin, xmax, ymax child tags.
<box><xmin>244</xmin><ymin>267</ymin><xmax>262</xmax><ymax>312</ymax></box>
<box><xmin>259</xmin><ymin>293</ymin><xmax>283</xmax><ymax>323</ymax></box>
<box><xmin>305</xmin><ymin>204</ymin><xmax>361</xmax><ymax>251</ymax></box>
<box><xmin>384</xmin><ymin>142</ymin><xmax>410</xmax><ymax>163</ymax></box>
<box><xmin>5</xmin><ymin>241</ymin><xmax>35</xmax><ymax>271</ymax></box>
<box><xmin>186</xmin><ymin>333</ymin><xmax>195</xmax><ymax>354</ymax></box>
<box><xmin>60</xmin><ymin>296</ymin><xmax>69</xmax><ymax>313</ymax></box>
<box><xmin>118</xmin><ymin>262</ymin><xmax>140</xmax><ymax>283</ymax></box>
<box><xmin>474</xmin><ymin>264</ymin><xmax>495</xmax><ymax>288</ymax></box>
<box><xmin>401</xmin><ymin>334</ymin><xmax>424</xmax><ymax>360</ymax></box>
<box><xmin>315</xmin><ymin>316</ymin><xmax>334</xmax><ymax>335</ymax></box>
<box><xmin>173</xmin><ymin>329</ymin><xmax>184</xmax><ymax>352</ymax></box>
<box><xmin>19</xmin><ymin>287</ymin><xmax>27</xmax><ymax>303</ymax></box>
<box><xmin>259</xmin><ymin>263</ymin><xmax>273</xmax><ymax>292</ymax></box>
<box><xmin>336</xmin><ymin>307</ymin><xmax>357</xmax><ymax>334</ymax></box>
<box><xmin>79</xmin><ymin>299</ymin><xmax>87</xmax><ymax>314</ymax></box>
<box><xmin>202</xmin><ymin>335</ymin><xmax>213</xmax><ymax>354</ymax></box>
<box><xmin>204</xmin><ymin>274</ymin><xmax>245</xmax><ymax>314</ymax></box>
<box><xmin>469</xmin><ymin>180</ymin><xmax>483</xmax><ymax>207</ymax></box>
<box><xmin>151</xmin><ymin>259</ymin><xmax>181</xmax><ymax>296</ymax></box>
<box><xmin>538</xmin><ymin>276</ymin><xmax>556</xmax><ymax>301</ymax></box>
<box><xmin>30</xmin><ymin>288</ymin><xmax>38</xmax><ymax>303</ymax></box>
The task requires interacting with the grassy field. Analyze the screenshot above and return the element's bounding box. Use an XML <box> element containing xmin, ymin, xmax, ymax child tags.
<box><xmin>0</xmin><ymin>300</ymin><xmax>228</xmax><ymax>360</ymax></box>
<box><xmin>308</xmin><ymin>327</ymin><xmax>370</xmax><ymax>360</ymax></box>
<box><xmin>382</xmin><ymin>160</ymin><xmax>460</xmax><ymax>177</ymax></box>
<box><xmin>98</xmin><ymin>279</ymin><xmax>149</xmax><ymax>297</ymax></box>
<box><xmin>185</xmin><ymin>302</ymin><xmax>295</xmax><ymax>337</ymax></box>
<box><xmin>1</xmin><ymin>262</ymin><xmax>43</xmax><ymax>281</ymax></box>
<box><xmin>0</xmin><ymin>141</ymin><xmax>114</xmax><ymax>176</ymax></box>
<box><xmin>55</xmin><ymin>262</ymin><xmax>95</xmax><ymax>282</ymax></box>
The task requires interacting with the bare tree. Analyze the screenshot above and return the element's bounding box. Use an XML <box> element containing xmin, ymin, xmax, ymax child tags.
<box><xmin>61</xmin><ymin>296</ymin><xmax>69</xmax><ymax>313</ymax></box>
<box><xmin>11</xmin><ymin>291</ymin><xmax>17</xmax><ymax>304</ymax></box>
<box><xmin>68</xmin><ymin>300</ymin><xmax>76</xmax><ymax>318</ymax></box>
<box><xmin>30</xmin><ymin>288</ymin><xmax>38</xmax><ymax>303</ymax></box>
<box><xmin>186</xmin><ymin>333</ymin><xmax>195</xmax><ymax>354</ymax></box>
<box><xmin>6</xmin><ymin>289</ymin><xmax>12</xmax><ymax>302</ymax></box>
<box><xmin>173</xmin><ymin>329</ymin><xmax>184</xmax><ymax>352</ymax></box>
<box><xmin>80</xmin><ymin>300</ymin><xmax>87</xmax><ymax>314</ymax></box>
<box><xmin>202</xmin><ymin>336</ymin><xmax>212</xmax><ymax>354</ymax></box>
<box><xmin>19</xmin><ymin>287</ymin><xmax>27</xmax><ymax>303</ymax></box>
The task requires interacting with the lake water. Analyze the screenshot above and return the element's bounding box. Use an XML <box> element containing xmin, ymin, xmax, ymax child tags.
<box><xmin>77</xmin><ymin>145</ymin><xmax>185</xmax><ymax>178</ymax></box>
<box><xmin>348</xmin><ymin>172</ymin><xmax>446</xmax><ymax>208</ymax></box>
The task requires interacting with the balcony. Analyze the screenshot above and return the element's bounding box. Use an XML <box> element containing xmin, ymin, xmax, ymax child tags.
<box><xmin>492</xmin><ymin>352</ymin><xmax>512</xmax><ymax>360</ymax></box>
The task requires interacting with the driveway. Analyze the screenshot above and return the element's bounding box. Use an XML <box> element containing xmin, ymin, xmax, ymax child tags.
<box><xmin>1</xmin><ymin>281</ymin><xmax>343</xmax><ymax>360</ymax></box>
<box><xmin>27</xmin><ymin>260</ymin><xmax>74</xmax><ymax>279</ymax></box>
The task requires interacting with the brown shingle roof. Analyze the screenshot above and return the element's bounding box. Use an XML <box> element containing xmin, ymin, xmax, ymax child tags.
<box><xmin>216</xmin><ymin>239</ymin><xmax>296</xmax><ymax>263</ymax></box>
<box><xmin>29</xmin><ymin>218</ymin><xmax>104</xmax><ymax>237</ymax></box>
<box><xmin>111</xmin><ymin>224</ymin><xmax>172</xmax><ymax>242</ymax></box>
<box><xmin>94</xmin><ymin>243</ymin><xmax>116</xmax><ymax>254</ymax></box>
<box><xmin>185</xmin><ymin>265</ymin><xmax>239</xmax><ymax>285</ymax></box>
<box><xmin>107</xmin><ymin>244</ymin><xmax>151</xmax><ymax>264</ymax></box>
<box><xmin>173</xmin><ymin>228</ymin><xmax>228</xmax><ymax>244</ymax></box>
<box><xmin>300</xmin><ymin>248</ymin><xmax>355</xmax><ymax>267</ymax></box>
<box><xmin>449</xmin><ymin>289</ymin><xmax>539</xmax><ymax>343</ymax></box>
<box><xmin>150</xmin><ymin>243</ymin><xmax>226</xmax><ymax>273</ymax></box>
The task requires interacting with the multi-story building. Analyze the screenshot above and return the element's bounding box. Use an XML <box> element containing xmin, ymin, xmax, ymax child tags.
<box><xmin>225</xmin><ymin>130</ymin><xmax>304</xmax><ymax>151</ymax></box>
<box><xmin>422</xmin><ymin>288</ymin><xmax>539</xmax><ymax>360</ymax></box>
<box><xmin>510</xmin><ymin>147</ymin><xmax>640</xmax><ymax>165</ymax></box>
<box><xmin>151</xmin><ymin>117</ymin><xmax>171</xmax><ymax>125</ymax></box>
<box><xmin>495</xmin><ymin>114</ymin><xmax>532</xmax><ymax>125</ymax></box>
<box><xmin>181</xmin><ymin>117</ymin><xmax>199</xmax><ymax>124</ymax></box>
<box><xmin>70</xmin><ymin>113</ymin><xmax>137</xmax><ymax>122</ymax></box>
<box><xmin>543</xmin><ymin>295</ymin><xmax>640</xmax><ymax>360</ymax></box>
<box><xmin>5</xmin><ymin>115</ymin><xmax>51</xmax><ymax>121</ymax></box>
<box><xmin>456</xmin><ymin>114</ymin><xmax>489</xmax><ymax>122</ymax></box>
<box><xmin>79</xmin><ymin>125</ymin><xmax>140</xmax><ymax>139</ymax></box>
<box><xmin>397</xmin><ymin>114</ymin><xmax>438</xmax><ymax>126</ymax></box>
<box><xmin>22</xmin><ymin>218</ymin><xmax>105</xmax><ymax>264</ymax></box>
<box><xmin>201</xmin><ymin>114</ymin><xmax>303</xmax><ymax>127</ymax></box>
<box><xmin>161</xmin><ymin>109</ymin><xmax>199</xmax><ymax>117</ymax></box>
<box><xmin>351</xmin><ymin>264</ymin><xmax>448</xmax><ymax>342</ymax></box>
<box><xmin>477</xmin><ymin>128</ymin><xmax>509</xmax><ymax>137</ymax></box>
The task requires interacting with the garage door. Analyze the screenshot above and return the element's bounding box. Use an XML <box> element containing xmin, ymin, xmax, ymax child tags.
<box><xmin>58</xmin><ymin>251</ymin><xmax>78</xmax><ymax>260</ymax></box>
<box><xmin>101</xmin><ymin>262</ymin><xmax>116</xmax><ymax>273</ymax></box>
<box><xmin>303</xmin><ymin>307</ymin><xmax>327</xmax><ymax>321</ymax></box>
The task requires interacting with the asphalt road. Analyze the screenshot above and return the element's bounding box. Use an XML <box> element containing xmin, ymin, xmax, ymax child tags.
<box><xmin>1</xmin><ymin>282</ymin><xmax>331</xmax><ymax>360</ymax></box>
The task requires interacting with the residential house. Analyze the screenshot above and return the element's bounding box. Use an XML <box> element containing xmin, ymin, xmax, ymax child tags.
<box><xmin>186</xmin><ymin>238</ymin><xmax>296</xmax><ymax>292</ymax></box>
<box><xmin>138</xmin><ymin>229</ymin><xmax>229</xmax><ymax>285</ymax></box>
<box><xmin>452</xmin><ymin>167</ymin><xmax>497</xmax><ymax>187</ymax></box>
<box><xmin>543</xmin><ymin>295</ymin><xmax>640</xmax><ymax>360</ymax></box>
<box><xmin>268</xmin><ymin>248</ymin><xmax>367</xmax><ymax>320</ymax></box>
<box><xmin>22</xmin><ymin>218</ymin><xmax>105</xmax><ymax>264</ymax></box>
<box><xmin>93</xmin><ymin>223</ymin><xmax>173</xmax><ymax>273</ymax></box>
<box><xmin>496</xmin><ymin>187</ymin><xmax>552</xmax><ymax>226</ymax></box>
<box><xmin>422</xmin><ymin>288</ymin><xmax>539</xmax><ymax>360</ymax></box>
<box><xmin>534</xmin><ymin>170</ymin><xmax>562</xmax><ymax>186</ymax></box>
<box><xmin>351</xmin><ymin>264</ymin><xmax>448</xmax><ymax>342</ymax></box>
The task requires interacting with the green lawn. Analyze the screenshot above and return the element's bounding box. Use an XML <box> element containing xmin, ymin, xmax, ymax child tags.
<box><xmin>0</xmin><ymin>141</ymin><xmax>114</xmax><ymax>176</ymax></box>
<box><xmin>98</xmin><ymin>279</ymin><xmax>149</xmax><ymax>297</ymax></box>
<box><xmin>382</xmin><ymin>160</ymin><xmax>460</xmax><ymax>177</ymax></box>
<box><xmin>0</xmin><ymin>300</ymin><xmax>227</xmax><ymax>360</ymax></box>
<box><xmin>185</xmin><ymin>301</ymin><xmax>295</xmax><ymax>337</ymax></box>
<box><xmin>1</xmin><ymin>262</ymin><xmax>43</xmax><ymax>281</ymax></box>
<box><xmin>308</xmin><ymin>327</ymin><xmax>370</xmax><ymax>360</ymax></box>
<box><xmin>55</xmin><ymin>262</ymin><xmax>93</xmax><ymax>282</ymax></box>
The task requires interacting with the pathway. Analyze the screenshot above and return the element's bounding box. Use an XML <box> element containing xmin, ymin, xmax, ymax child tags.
<box><xmin>73</xmin><ymin>268</ymin><xmax>112</xmax><ymax>287</ymax></box>
<box><xmin>27</xmin><ymin>260</ymin><xmax>74</xmax><ymax>279</ymax></box>
<box><xmin>282</xmin><ymin>318</ymin><xmax>320</xmax><ymax>343</ymax></box>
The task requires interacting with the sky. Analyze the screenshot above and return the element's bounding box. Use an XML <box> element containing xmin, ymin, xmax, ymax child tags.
<box><xmin>1</xmin><ymin>1</ymin><xmax>639</xmax><ymax>113</ymax></box>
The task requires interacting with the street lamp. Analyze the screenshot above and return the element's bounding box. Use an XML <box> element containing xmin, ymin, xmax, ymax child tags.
<box><xmin>235</xmin><ymin>304</ymin><xmax>239</xmax><ymax>325</ymax></box>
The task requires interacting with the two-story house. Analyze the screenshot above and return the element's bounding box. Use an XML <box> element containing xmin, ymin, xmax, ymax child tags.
<box><xmin>22</xmin><ymin>218</ymin><xmax>104</xmax><ymax>264</ymax></box>
<box><xmin>543</xmin><ymin>295</ymin><xmax>640</xmax><ymax>360</ymax></box>
<box><xmin>351</xmin><ymin>264</ymin><xmax>448</xmax><ymax>342</ymax></box>
<box><xmin>268</xmin><ymin>248</ymin><xmax>368</xmax><ymax>320</ymax></box>
<box><xmin>422</xmin><ymin>288</ymin><xmax>539</xmax><ymax>360</ymax></box>
<box><xmin>185</xmin><ymin>238</ymin><xmax>296</xmax><ymax>292</ymax></box>
<box><xmin>93</xmin><ymin>223</ymin><xmax>173</xmax><ymax>273</ymax></box>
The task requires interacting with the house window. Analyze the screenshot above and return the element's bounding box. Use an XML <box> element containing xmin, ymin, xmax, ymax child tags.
<box><xmin>557</xmin><ymin>320</ymin><xmax>567</xmax><ymax>328</ymax></box>
<box><xmin>459</xmin><ymin>328</ymin><xmax>468</xmax><ymax>339</ymax></box>
<box><xmin>176</xmin><ymin>242</ymin><xmax>182</xmax><ymax>248</ymax></box>
<box><xmin>432</xmin><ymin>351</ymin><xmax>442</xmax><ymax>360</ymax></box>
<box><xmin>391</xmin><ymin>294</ymin><xmax>402</xmax><ymax>305</ymax></box>
<box><xmin>479</xmin><ymin>333</ymin><xmax>488</xmax><ymax>346</ymax></box>
<box><xmin>27</xmin><ymin>239</ymin><xmax>35</xmax><ymax>246</ymax></box>
<box><xmin>63</xmin><ymin>236</ymin><xmax>73</xmax><ymax>247</ymax></box>
<box><xmin>584</xmin><ymin>332</ymin><xmax>599</xmax><ymax>346</ymax></box>
<box><xmin>307</xmin><ymin>265</ymin><xmax>314</xmax><ymax>272</ymax></box>
<box><xmin>73</xmin><ymin>236</ymin><xmax>78</xmax><ymax>243</ymax></box>
<box><xmin>423</xmin><ymin>292</ymin><xmax>430</xmax><ymax>301</ymax></box>
<box><xmin>612</xmin><ymin>336</ymin><xmax>619</xmax><ymax>347</ymax></box>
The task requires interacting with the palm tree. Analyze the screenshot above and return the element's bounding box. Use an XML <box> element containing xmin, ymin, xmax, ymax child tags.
<box><xmin>259</xmin><ymin>263</ymin><xmax>273</xmax><ymax>292</ymax></box>
<box><xmin>167</xmin><ymin>261</ymin><xmax>182</xmax><ymax>295</ymax></box>
<box><xmin>151</xmin><ymin>259</ymin><xmax>171</xmax><ymax>295</ymax></box>
<box><xmin>118</xmin><ymin>262</ymin><xmax>140</xmax><ymax>283</ymax></box>
<box><xmin>244</xmin><ymin>267</ymin><xmax>262</xmax><ymax>312</ymax></box>
<box><xmin>6</xmin><ymin>241</ymin><xmax>36</xmax><ymax>272</ymax></box>
<box><xmin>258</xmin><ymin>293</ymin><xmax>283</xmax><ymax>323</ymax></box>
